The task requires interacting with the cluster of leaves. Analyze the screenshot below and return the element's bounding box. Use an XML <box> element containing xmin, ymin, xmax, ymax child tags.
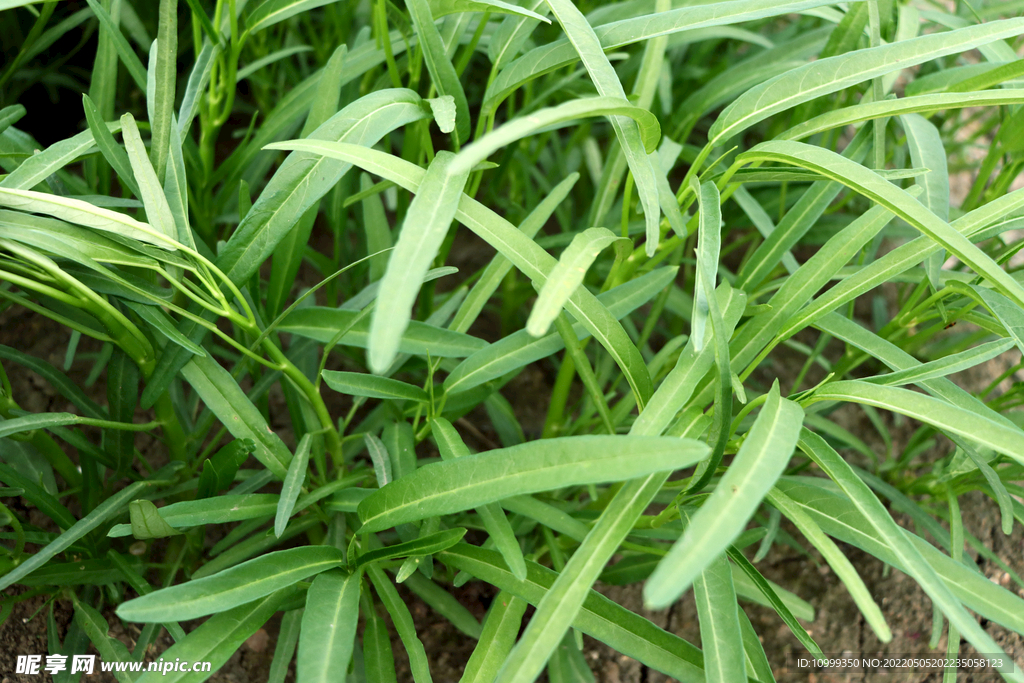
<box><xmin>2</xmin><ymin>0</ymin><xmax>1024</xmax><ymax>681</ymax></box>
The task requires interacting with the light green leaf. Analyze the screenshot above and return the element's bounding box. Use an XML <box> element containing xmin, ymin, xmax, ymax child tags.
<box><xmin>280</xmin><ymin>308</ymin><xmax>485</xmax><ymax>358</ymax></box>
<box><xmin>446</xmin><ymin>267</ymin><xmax>674</xmax><ymax>394</ymax></box>
<box><xmin>430</xmin><ymin>0</ymin><xmax>548</xmax><ymax>21</ymax></box>
<box><xmin>81</xmin><ymin>94</ymin><xmax>140</xmax><ymax>197</ymax></box>
<box><xmin>527</xmin><ymin>227</ymin><xmax>626</xmax><ymax>337</ymax></box>
<box><xmin>692</xmin><ymin>555</ymin><xmax>746</xmax><ymax>683</ymax></box>
<box><xmin>811</xmin><ymin>380</ymin><xmax>1024</xmax><ymax>467</ymax></box>
<box><xmin>691</xmin><ymin>178</ymin><xmax>721</xmax><ymax>351</ymax></box>
<box><xmin>275</xmin><ymin>434</ymin><xmax>311</xmax><ymax>538</ymax></box>
<box><xmin>427</xmin><ymin>95</ymin><xmax>457</xmax><ymax>134</ymax></box>
<box><xmin>364</xmin><ymin>433</ymin><xmax>393</xmax><ymax>488</ymax></box>
<box><xmin>796</xmin><ymin>434</ymin><xmax>1021</xmax><ymax>679</ymax></box>
<box><xmin>442</xmin><ymin>544</ymin><xmax>705</xmax><ymax>683</ymax></box>
<box><xmin>357</xmin><ymin>528</ymin><xmax>467</xmax><ymax>569</ymax></box>
<box><xmin>129</xmin><ymin>499</ymin><xmax>182</xmax><ymax>539</ymax></box>
<box><xmin>322</xmin><ymin>371</ymin><xmax>429</xmax><ymax>403</ymax></box>
<box><xmin>461</xmin><ymin>592</ymin><xmax>528</xmax><ymax>683</ymax></box>
<box><xmin>861</xmin><ymin>338</ymin><xmax>1015</xmax><ymax>388</ymax></box>
<box><xmin>369</xmin><ymin>151</ymin><xmax>470</xmax><ymax>373</ymax></box>
<box><xmin>108</xmin><ymin>494</ymin><xmax>279</xmax><ymax>537</ymax></box>
<box><xmin>645</xmin><ymin>383</ymin><xmax>803</xmax><ymax>607</ymax></box>
<box><xmin>0</xmin><ymin>187</ymin><xmax>176</xmax><ymax>250</ymax></box>
<box><xmin>712</xmin><ymin>17</ymin><xmax>1024</xmax><ymax>144</ymax></box>
<box><xmin>298</xmin><ymin>570</ymin><xmax>361</xmax><ymax>683</ymax></box>
<box><xmin>358</xmin><ymin>436</ymin><xmax>709</xmax><ymax>532</ymax></box>
<box><xmin>450</xmin><ymin>97</ymin><xmax>660</xmax><ymax>176</ymax></box>
<box><xmin>120</xmin><ymin>113</ymin><xmax>177</xmax><ymax>242</ymax></box>
<box><xmin>181</xmin><ymin>354</ymin><xmax>292</xmax><ymax>479</ymax></box>
<box><xmin>118</xmin><ymin>546</ymin><xmax>344</xmax><ymax>622</ymax></box>
<box><xmin>246</xmin><ymin>0</ymin><xmax>341</xmax><ymax>34</ymax></box>
<box><xmin>766</xmin><ymin>487</ymin><xmax>891</xmax><ymax>642</ymax></box>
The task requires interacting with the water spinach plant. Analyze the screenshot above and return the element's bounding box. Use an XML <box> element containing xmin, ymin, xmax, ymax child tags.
<box><xmin>2</xmin><ymin>0</ymin><xmax>1024</xmax><ymax>680</ymax></box>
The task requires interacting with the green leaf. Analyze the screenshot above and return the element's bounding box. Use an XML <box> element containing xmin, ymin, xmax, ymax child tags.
<box><xmin>861</xmin><ymin>338</ymin><xmax>1015</xmax><ymax>388</ymax></box>
<box><xmin>767</xmin><ymin>485</ymin><xmax>891</xmax><ymax>641</ymax></box>
<box><xmin>712</xmin><ymin>17</ymin><xmax>1024</xmax><ymax>144</ymax></box>
<box><xmin>83</xmin><ymin>0</ymin><xmax>149</xmax><ymax>90</ymax></box>
<box><xmin>129</xmin><ymin>499</ymin><xmax>182</xmax><ymax>539</ymax></box>
<box><xmin>0</xmin><ymin>187</ymin><xmax>176</xmax><ymax>250</ymax></box>
<box><xmin>452</xmin><ymin>171</ymin><xmax>578</xmax><ymax>332</ymax></box>
<box><xmin>118</xmin><ymin>546</ymin><xmax>345</xmax><ymax>622</ymax></box>
<box><xmin>246</xmin><ymin>0</ymin><xmax>342</xmax><ymax>34</ymax></box>
<box><xmin>545</xmin><ymin>0</ymin><xmax>660</xmax><ymax>255</ymax></box>
<box><xmin>275</xmin><ymin>433</ymin><xmax>311</xmax><ymax>538</ymax></box>
<box><xmin>527</xmin><ymin>228</ymin><xmax>626</xmax><ymax>337</ymax></box>
<box><xmin>408</xmin><ymin>0</ymin><xmax>470</xmax><ymax>145</ymax></box>
<box><xmin>181</xmin><ymin>353</ymin><xmax>293</xmax><ymax>479</ymax></box>
<box><xmin>134</xmin><ymin>589</ymin><xmax>294</xmax><ymax>683</ymax></box>
<box><xmin>432</xmin><ymin>417</ymin><xmax>528</xmax><ymax>581</ymax></box>
<box><xmin>450</xmin><ymin>97</ymin><xmax>660</xmax><ymax>176</ymax></box>
<box><xmin>461</xmin><ymin>592</ymin><xmax>528</xmax><ymax>683</ymax></box>
<box><xmin>358</xmin><ymin>436</ymin><xmax>709</xmax><ymax>532</ymax></box>
<box><xmin>645</xmin><ymin>383</ymin><xmax>803</xmax><ymax>607</ymax></box>
<box><xmin>367</xmin><ymin>564</ymin><xmax>433</xmax><ymax>683</ymax></box>
<box><xmin>222</xmin><ymin>89</ymin><xmax>428</xmax><ymax>286</ymax></box>
<box><xmin>356</xmin><ymin>528</ymin><xmax>467</xmax><ymax>568</ymax></box>
<box><xmin>692</xmin><ymin>554</ymin><xmax>746</xmax><ymax>683</ymax></box>
<box><xmin>691</xmin><ymin>178</ymin><xmax>722</xmax><ymax>351</ymax></box>
<box><xmin>783</xmin><ymin>88</ymin><xmax>1024</xmax><ymax>141</ymax></box>
<box><xmin>81</xmin><ymin>94</ymin><xmax>140</xmax><ymax>197</ymax></box>
<box><xmin>486</xmin><ymin>0</ymin><xmax>840</xmax><ymax>114</ymax></box>
<box><xmin>369</xmin><ymin>151</ymin><xmax>470</xmax><ymax>373</ymax></box>
<box><xmin>281</xmin><ymin>308</ymin><xmax>485</xmax><ymax>358</ymax></box>
<box><xmin>108</xmin><ymin>494</ymin><xmax>278</xmax><ymax>537</ymax></box>
<box><xmin>364</xmin><ymin>433</ymin><xmax>393</xmax><ymax>488</ymax></box>
<box><xmin>429</xmin><ymin>0</ymin><xmax>548</xmax><ymax>22</ymax></box>
<box><xmin>298</xmin><ymin>570</ymin><xmax>361</xmax><ymax>683</ymax></box>
<box><xmin>322</xmin><ymin>371</ymin><xmax>429</xmax><ymax>403</ymax></box>
<box><xmin>121</xmin><ymin>113</ymin><xmax>178</xmax><ymax>243</ymax></box>
<box><xmin>363</xmin><ymin>591</ymin><xmax>397</xmax><ymax>683</ymax></box>
<box><xmin>967</xmin><ymin>284</ymin><xmax>1024</xmax><ymax>358</ymax></box>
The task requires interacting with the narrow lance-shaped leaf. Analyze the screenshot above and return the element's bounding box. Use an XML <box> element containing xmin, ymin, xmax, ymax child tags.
<box><xmin>117</xmin><ymin>546</ymin><xmax>345</xmax><ymax>622</ymax></box>
<box><xmin>322</xmin><ymin>371</ymin><xmax>429</xmax><ymax>403</ymax></box>
<box><xmin>358</xmin><ymin>436</ymin><xmax>710</xmax><ymax>532</ymax></box>
<box><xmin>369</xmin><ymin>151</ymin><xmax>470</xmax><ymax>373</ymax></box>
<box><xmin>120</xmin><ymin>113</ymin><xmax>177</xmax><ymax>242</ymax></box>
<box><xmin>545</xmin><ymin>0</ymin><xmax>662</xmax><ymax>255</ymax></box>
<box><xmin>527</xmin><ymin>228</ymin><xmax>627</xmax><ymax>337</ymax></box>
<box><xmin>645</xmin><ymin>383</ymin><xmax>804</xmax><ymax>608</ymax></box>
<box><xmin>275</xmin><ymin>434</ymin><xmax>311</xmax><ymax>538</ymax></box>
<box><xmin>691</xmin><ymin>178</ymin><xmax>721</xmax><ymax>351</ymax></box>
<box><xmin>901</xmin><ymin>113</ymin><xmax>949</xmax><ymax>295</ymax></box>
<box><xmin>81</xmin><ymin>94</ymin><xmax>140</xmax><ymax>197</ymax></box>
<box><xmin>0</xmin><ymin>187</ymin><xmax>175</xmax><ymax>250</ymax></box>
<box><xmin>711</xmin><ymin>17</ymin><xmax>1024</xmax><ymax>144</ymax></box>
<box><xmin>766</xmin><ymin>487</ymin><xmax>891</xmax><ymax>642</ymax></box>
<box><xmin>297</xmin><ymin>570</ymin><xmax>361</xmax><ymax>683</ymax></box>
<box><xmin>692</xmin><ymin>554</ymin><xmax>746</xmax><ymax>683</ymax></box>
<box><xmin>449</xmin><ymin>97</ymin><xmax>660</xmax><ymax>176</ymax></box>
